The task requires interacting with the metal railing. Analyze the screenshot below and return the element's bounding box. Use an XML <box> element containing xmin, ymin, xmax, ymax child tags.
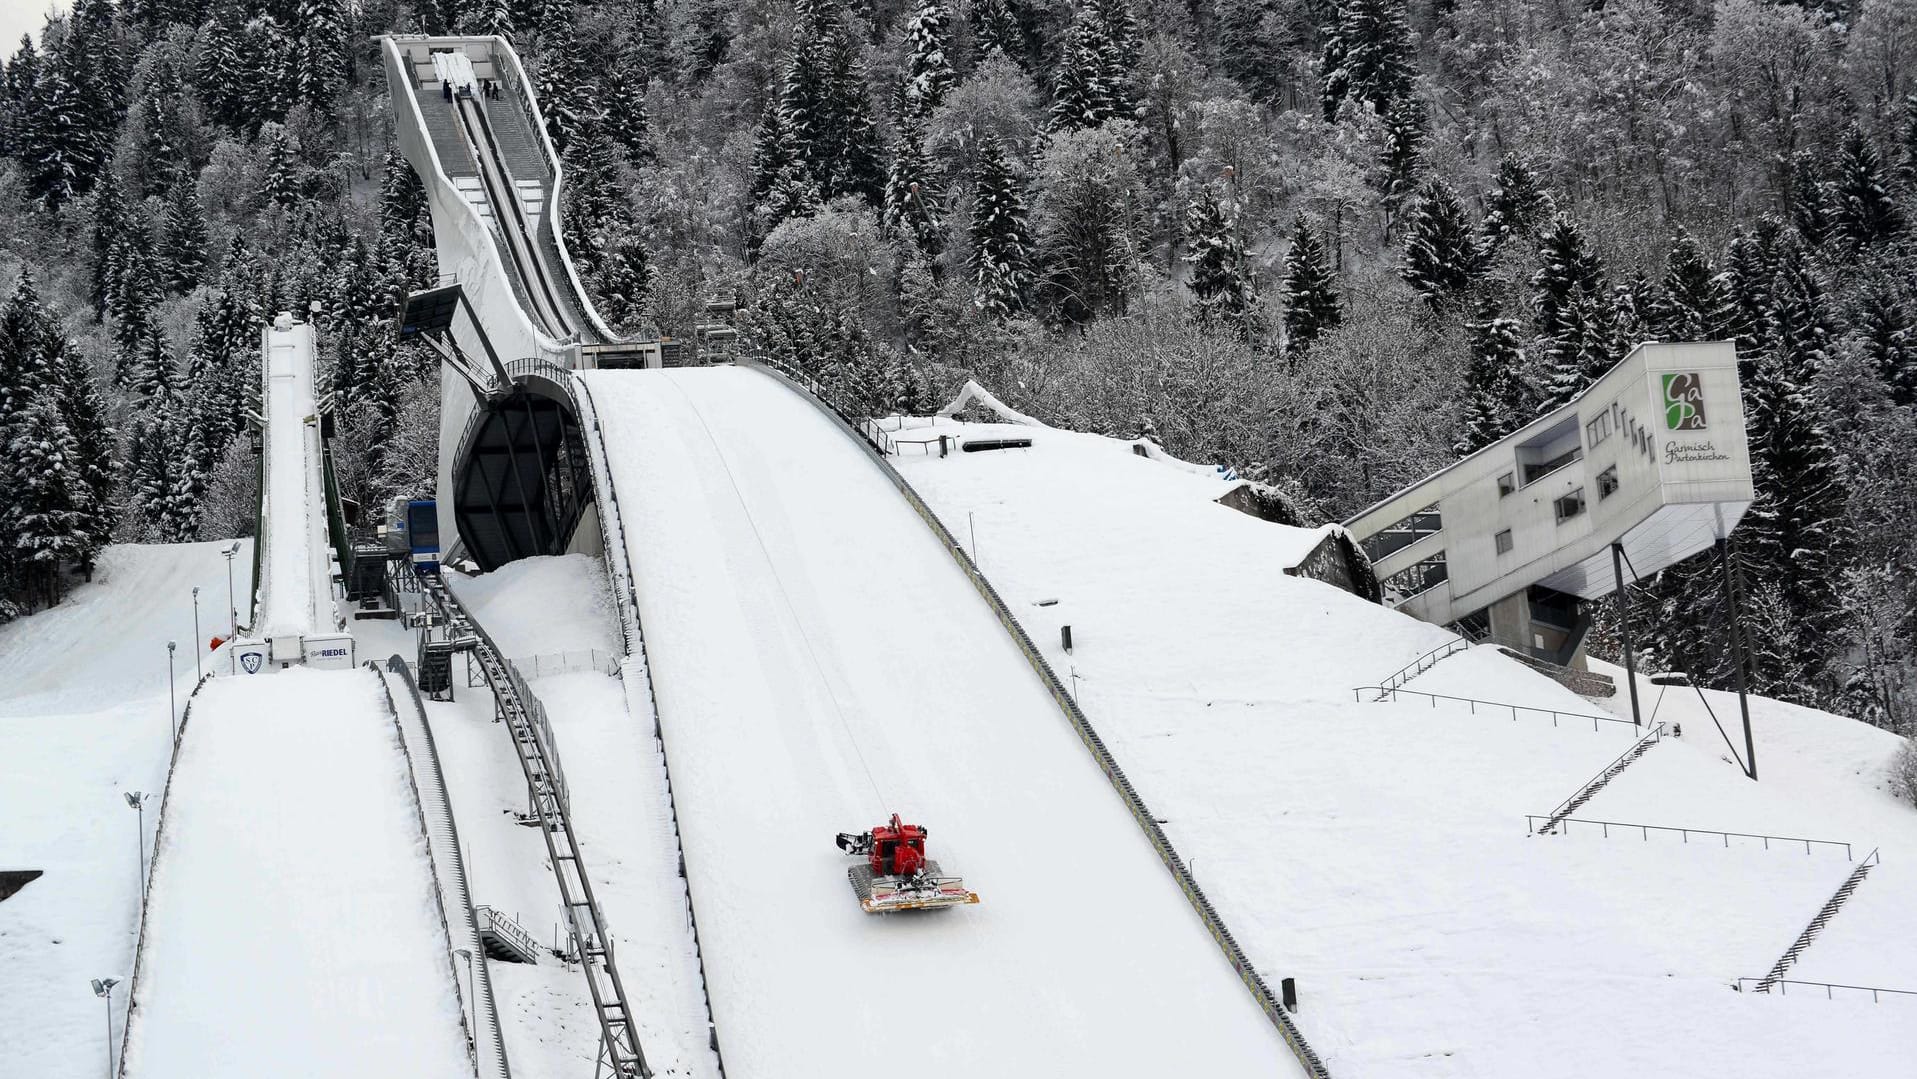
<box><xmin>743</xmin><ymin>358</ymin><xmax>1331</xmax><ymax>1078</ymax></box>
<box><xmin>1525</xmin><ymin>815</ymin><xmax>1857</xmax><ymax>859</ymax></box>
<box><xmin>1533</xmin><ymin>722</ymin><xmax>1666</xmax><ymax>831</ymax></box>
<box><xmin>1352</xmin><ymin>685</ymin><xmax>1637</xmax><ymax>733</ymax></box>
<box><xmin>1734</xmin><ymin>977</ymin><xmax>1917</xmax><ymax>1003</ymax></box>
<box><xmin>1372</xmin><ymin>638</ymin><xmax>1471</xmax><ymax>696</ymax></box>
<box><xmin>509</xmin><ymin>648</ymin><xmax>621</xmax><ymax>679</ymax></box>
<box><xmin>476</xmin><ymin>904</ymin><xmax>541</xmax><ymax>961</ymax></box>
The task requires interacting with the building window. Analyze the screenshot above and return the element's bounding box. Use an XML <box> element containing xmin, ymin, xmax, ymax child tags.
<box><xmin>1495</xmin><ymin>529</ymin><xmax>1513</xmax><ymax>555</ymax></box>
<box><xmin>1586</xmin><ymin>411</ymin><xmax>1612</xmax><ymax>449</ymax></box>
<box><xmin>1497</xmin><ymin>472</ymin><xmax>1515</xmax><ymax>497</ymax></box>
<box><xmin>1361</xmin><ymin>504</ymin><xmax>1442</xmax><ymax>562</ymax></box>
<box><xmin>1597</xmin><ymin>466</ymin><xmax>1619</xmax><ymax>500</ymax></box>
<box><xmin>1554</xmin><ymin>488</ymin><xmax>1587</xmax><ymax>523</ymax></box>
<box><xmin>1381</xmin><ymin>552</ymin><xmax>1448</xmax><ymax>605</ymax></box>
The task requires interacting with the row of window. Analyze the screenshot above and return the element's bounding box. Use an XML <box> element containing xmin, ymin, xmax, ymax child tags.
<box><xmin>1491</xmin><ymin>465</ymin><xmax>1623</xmax><ymax>561</ymax></box>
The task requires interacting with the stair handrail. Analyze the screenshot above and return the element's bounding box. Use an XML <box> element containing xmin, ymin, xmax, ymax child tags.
<box><xmin>1537</xmin><ymin>722</ymin><xmax>1666</xmax><ymax>828</ymax></box>
<box><xmin>1524</xmin><ymin>815</ymin><xmax>1853</xmax><ymax>859</ymax></box>
<box><xmin>1373</xmin><ymin>637</ymin><xmax>1470</xmax><ymax>695</ymax></box>
<box><xmin>1734</xmin><ymin>976</ymin><xmax>1917</xmax><ymax>1002</ymax></box>
<box><xmin>1753</xmin><ymin>848</ymin><xmax>1881</xmax><ymax>992</ymax></box>
<box><xmin>1352</xmin><ymin>684</ymin><xmax>1638</xmax><ymax>732</ymax></box>
<box><xmin>475</xmin><ymin>904</ymin><xmax>541</xmax><ymax>961</ymax></box>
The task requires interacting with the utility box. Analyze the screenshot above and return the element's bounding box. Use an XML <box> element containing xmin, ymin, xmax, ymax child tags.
<box><xmin>232</xmin><ymin>639</ymin><xmax>270</xmax><ymax>675</ymax></box>
<box><xmin>269</xmin><ymin>634</ymin><xmax>304</xmax><ymax>667</ymax></box>
<box><xmin>303</xmin><ymin>634</ymin><xmax>356</xmax><ymax>670</ymax></box>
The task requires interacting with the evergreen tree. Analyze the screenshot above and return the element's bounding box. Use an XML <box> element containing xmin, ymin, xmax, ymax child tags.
<box><xmin>1320</xmin><ymin>0</ymin><xmax>1413</xmax><ymax>120</ymax></box>
<box><xmin>1853</xmin><ymin>277</ymin><xmax>1916</xmax><ymax>406</ymax></box>
<box><xmin>1531</xmin><ymin>213</ymin><xmax>1612</xmax><ymax>406</ymax></box>
<box><xmin>24</xmin><ymin>53</ymin><xmax>95</xmax><ymax>211</ymax></box>
<box><xmin>1399</xmin><ymin>179</ymin><xmax>1482</xmax><ymax>309</ymax></box>
<box><xmin>1480</xmin><ymin>154</ymin><xmax>1553</xmax><ymax>256</ymax></box>
<box><xmin>1376</xmin><ymin>96</ymin><xmax>1425</xmax><ymax>232</ymax></box>
<box><xmin>480</xmin><ymin>0</ymin><xmax>516</xmax><ymax>40</ymax></box>
<box><xmin>1833</xmin><ymin>122</ymin><xmax>1903</xmax><ymax>249</ymax></box>
<box><xmin>160</xmin><ymin>179</ymin><xmax>209</xmax><ymax>293</ymax></box>
<box><xmin>533</xmin><ymin>0</ymin><xmax>594</xmax><ymax>153</ymax></box>
<box><xmin>1724</xmin><ymin>218</ymin><xmax>1786</xmax><ymax>359</ymax></box>
<box><xmin>883</xmin><ymin>121</ymin><xmax>945</xmax><ymax>256</ymax></box>
<box><xmin>261</xmin><ymin>125</ymin><xmax>302</xmax><ymax>207</ymax></box>
<box><xmin>294</xmin><ymin>0</ymin><xmax>348</xmax><ymax>113</ymax></box>
<box><xmin>1788</xmin><ymin>151</ymin><xmax>1835</xmax><ymax>249</ymax></box>
<box><xmin>1182</xmin><ymin>187</ymin><xmax>1259</xmax><ymax>337</ymax></box>
<box><xmin>1652</xmin><ymin>229</ymin><xmax>1735</xmax><ymax>341</ymax></box>
<box><xmin>967</xmin><ymin>135</ymin><xmax>1033</xmax><ymax>319</ymax></box>
<box><xmin>110</xmin><ymin>220</ymin><xmax>165</xmax><ymax>386</ymax></box>
<box><xmin>134</xmin><ymin>52</ymin><xmax>192</xmax><ymax>197</ymax></box>
<box><xmin>1216</xmin><ymin>0</ymin><xmax>1298</xmax><ymax>105</ymax></box>
<box><xmin>2</xmin><ymin>35</ymin><xmax>42</xmax><ymax>163</ymax></box>
<box><xmin>5</xmin><ymin>395</ymin><xmax>89</xmax><ymax>606</ymax></box>
<box><xmin>1280</xmin><ymin>212</ymin><xmax>1341</xmax><ymax>357</ymax></box>
<box><xmin>764</xmin><ymin>6</ymin><xmax>884</xmax><ymax>207</ymax></box>
<box><xmin>52</xmin><ymin>342</ymin><xmax>116</xmax><ymax>566</ymax></box>
<box><xmin>602</xmin><ymin>62</ymin><xmax>651</xmax><ymax>165</ymax></box>
<box><xmin>970</xmin><ymin>0</ymin><xmax>1022</xmax><ymax>64</ymax></box>
<box><xmin>901</xmin><ymin>0</ymin><xmax>955</xmax><ymax>121</ymax></box>
<box><xmin>1048</xmin><ymin>1</ymin><xmax>1138</xmax><ymax>132</ymax></box>
<box><xmin>131</xmin><ymin>323</ymin><xmax>183</xmax><ymax>412</ymax></box>
<box><xmin>87</xmin><ymin>179</ymin><xmax>131</xmax><ymax>319</ymax></box>
<box><xmin>197</xmin><ymin>0</ymin><xmax>247</xmax><ymax>131</ymax></box>
<box><xmin>1457</xmin><ymin>296</ymin><xmax>1531</xmax><ymax>455</ymax></box>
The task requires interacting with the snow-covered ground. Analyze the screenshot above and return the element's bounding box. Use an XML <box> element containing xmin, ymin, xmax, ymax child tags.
<box><xmin>580</xmin><ymin>365</ymin><xmax>1286</xmax><ymax>1078</ymax></box>
<box><xmin>255</xmin><ymin>321</ymin><xmax>330</xmax><ymax>642</ymax></box>
<box><xmin>0</xmin><ymin>542</ymin><xmax>249</xmax><ymax>1075</ymax></box>
<box><xmin>449</xmin><ymin>553</ymin><xmax>719</xmax><ymax>1077</ymax></box>
<box><xmin>120</xmin><ymin>667</ymin><xmax>472</xmax><ymax>1078</ymax></box>
<box><xmin>892</xmin><ymin>410</ymin><xmax>1917</xmax><ymax>1076</ymax></box>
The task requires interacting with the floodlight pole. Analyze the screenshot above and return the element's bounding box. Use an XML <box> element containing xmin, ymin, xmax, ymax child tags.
<box><xmin>1719</xmin><ymin>538</ymin><xmax>1758</xmax><ymax>780</ymax></box>
<box><xmin>91</xmin><ymin>978</ymin><xmax>119</xmax><ymax>1079</ymax></box>
<box><xmin>166</xmin><ymin>641</ymin><xmax>177</xmax><ymax>743</ymax></box>
<box><xmin>191</xmin><ymin>587</ymin><xmax>202</xmax><ymax>680</ymax></box>
<box><xmin>125</xmin><ymin>792</ymin><xmax>148</xmax><ymax>891</ymax></box>
<box><xmin>223</xmin><ymin>542</ymin><xmax>239</xmax><ymax>638</ymax></box>
<box><xmin>1611</xmin><ymin>543</ymin><xmax>1642</xmax><ymax>728</ymax></box>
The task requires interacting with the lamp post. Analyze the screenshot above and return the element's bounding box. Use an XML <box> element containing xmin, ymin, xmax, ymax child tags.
<box><xmin>222</xmin><ymin>541</ymin><xmax>240</xmax><ymax>638</ymax></box>
<box><xmin>166</xmin><ymin>641</ymin><xmax>177</xmax><ymax>743</ymax></box>
<box><xmin>190</xmin><ymin>587</ymin><xmax>202</xmax><ymax>681</ymax></box>
<box><xmin>452</xmin><ymin>947</ymin><xmax>474</xmax><ymax>1031</ymax></box>
<box><xmin>90</xmin><ymin>977</ymin><xmax>120</xmax><ymax>1079</ymax></box>
<box><xmin>124</xmin><ymin>792</ymin><xmax>152</xmax><ymax>892</ymax></box>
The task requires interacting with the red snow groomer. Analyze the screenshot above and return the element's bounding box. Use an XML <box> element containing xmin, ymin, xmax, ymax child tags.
<box><xmin>835</xmin><ymin>814</ymin><xmax>980</xmax><ymax>913</ymax></box>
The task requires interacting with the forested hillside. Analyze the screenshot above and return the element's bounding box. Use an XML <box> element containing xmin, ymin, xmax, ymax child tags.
<box><xmin>0</xmin><ymin>0</ymin><xmax>1912</xmax><ymax>733</ymax></box>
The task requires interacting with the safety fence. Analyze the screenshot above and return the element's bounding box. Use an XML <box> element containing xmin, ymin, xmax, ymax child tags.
<box><xmin>377</xmin><ymin>657</ymin><xmax>512</xmax><ymax>1079</ymax></box>
<box><xmin>1352</xmin><ymin>684</ymin><xmax>1638</xmax><ymax>734</ymax></box>
<box><xmin>1734</xmin><ymin>977</ymin><xmax>1917</xmax><ymax>1003</ymax></box>
<box><xmin>115</xmin><ymin>672</ymin><xmax>215</xmax><ymax>1079</ymax></box>
<box><xmin>747</xmin><ymin>357</ymin><xmax>1332</xmax><ymax>1079</ymax></box>
<box><xmin>1525</xmin><ymin>816</ymin><xmax>1857</xmax><ymax>860</ymax></box>
<box><xmin>507</xmin><ymin>649</ymin><xmax>621</xmax><ymax>679</ymax></box>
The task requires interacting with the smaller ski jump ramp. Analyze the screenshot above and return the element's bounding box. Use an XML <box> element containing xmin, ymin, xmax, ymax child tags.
<box><xmin>119</xmin><ymin>668</ymin><xmax>473</xmax><ymax>1079</ymax></box>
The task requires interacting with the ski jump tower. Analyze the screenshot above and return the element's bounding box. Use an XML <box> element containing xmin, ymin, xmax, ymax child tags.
<box><xmin>382</xmin><ymin>34</ymin><xmax>659</xmax><ymax>568</ymax></box>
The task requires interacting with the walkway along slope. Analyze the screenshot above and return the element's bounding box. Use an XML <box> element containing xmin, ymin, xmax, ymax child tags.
<box><xmin>577</xmin><ymin>366</ymin><xmax>1285</xmax><ymax>1079</ymax></box>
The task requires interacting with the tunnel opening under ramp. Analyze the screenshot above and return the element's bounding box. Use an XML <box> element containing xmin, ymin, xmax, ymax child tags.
<box><xmin>453</xmin><ymin>383</ymin><xmax>593</xmax><ymax>571</ymax></box>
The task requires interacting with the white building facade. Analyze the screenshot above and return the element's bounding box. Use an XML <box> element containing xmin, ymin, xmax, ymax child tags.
<box><xmin>1345</xmin><ymin>342</ymin><xmax>1755</xmax><ymax>667</ymax></box>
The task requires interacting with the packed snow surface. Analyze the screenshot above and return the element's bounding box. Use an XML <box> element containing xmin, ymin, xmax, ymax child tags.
<box><xmin>579</xmin><ymin>366</ymin><xmax>1283</xmax><ymax>1078</ymax></box>
<box><xmin>892</xmin><ymin>411</ymin><xmax>1917</xmax><ymax>1076</ymax></box>
<box><xmin>254</xmin><ymin>322</ymin><xmax>329</xmax><ymax>641</ymax></box>
<box><xmin>120</xmin><ymin>667</ymin><xmax>472</xmax><ymax>1079</ymax></box>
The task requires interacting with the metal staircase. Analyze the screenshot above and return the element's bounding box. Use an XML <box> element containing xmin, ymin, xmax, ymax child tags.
<box><xmin>476</xmin><ymin>904</ymin><xmax>541</xmax><ymax>964</ymax></box>
<box><xmin>1752</xmin><ymin>850</ymin><xmax>1881</xmax><ymax>992</ymax></box>
<box><xmin>1534</xmin><ymin>723</ymin><xmax>1666</xmax><ymax>835</ymax></box>
<box><xmin>419</xmin><ymin>573</ymin><xmax>651</xmax><ymax>1078</ymax></box>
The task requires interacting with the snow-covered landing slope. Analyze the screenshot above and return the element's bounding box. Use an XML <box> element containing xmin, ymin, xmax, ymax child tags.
<box><xmin>894</xmin><ymin>415</ymin><xmax>1917</xmax><ymax>1077</ymax></box>
<box><xmin>121</xmin><ymin>668</ymin><xmax>472</xmax><ymax>1079</ymax></box>
<box><xmin>578</xmin><ymin>366</ymin><xmax>1284</xmax><ymax>1079</ymax></box>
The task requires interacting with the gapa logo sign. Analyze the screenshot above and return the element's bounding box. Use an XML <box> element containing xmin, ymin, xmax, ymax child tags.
<box><xmin>1661</xmin><ymin>373</ymin><xmax>1707</xmax><ymax>431</ymax></box>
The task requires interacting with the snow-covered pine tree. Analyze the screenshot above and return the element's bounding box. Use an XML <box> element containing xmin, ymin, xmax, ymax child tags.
<box><xmin>131</xmin><ymin>322</ymin><xmax>183</xmax><ymax>413</ymax></box>
<box><xmin>134</xmin><ymin>52</ymin><xmax>191</xmax><ymax>197</ymax></box>
<box><xmin>883</xmin><ymin>120</ymin><xmax>945</xmax><ymax>257</ymax></box>
<box><xmin>238</xmin><ymin>11</ymin><xmax>296</xmax><ymax>132</ymax></box>
<box><xmin>2</xmin><ymin>35</ymin><xmax>43</xmax><ymax>162</ymax></box>
<box><xmin>1741</xmin><ymin>239</ymin><xmax>1852</xmax><ymax>700</ymax></box>
<box><xmin>1852</xmin><ymin>276</ymin><xmax>1916</xmax><ymax>406</ymax></box>
<box><xmin>970</xmin><ymin>0</ymin><xmax>1022</xmax><ymax>64</ymax></box>
<box><xmin>110</xmin><ymin>221</ymin><xmax>164</xmax><ymax>387</ymax></box>
<box><xmin>51</xmin><ymin>323</ymin><xmax>117</xmax><ymax>566</ymax></box>
<box><xmin>23</xmin><ymin>52</ymin><xmax>95</xmax><ymax>211</ymax></box>
<box><xmin>4</xmin><ymin>395</ymin><xmax>89</xmax><ymax>607</ymax></box>
<box><xmin>1456</xmin><ymin>296</ymin><xmax>1531</xmax><ymax>455</ymax></box>
<box><xmin>0</xmin><ymin>272</ymin><xmax>57</xmax><ymax>428</ymax></box>
<box><xmin>590</xmin><ymin>235</ymin><xmax>654</xmax><ymax>335</ymax></box>
<box><xmin>1833</xmin><ymin>122</ymin><xmax>1903</xmax><ymax>250</ymax></box>
<box><xmin>1376</xmin><ymin>96</ymin><xmax>1425</xmax><ymax>234</ymax></box>
<box><xmin>1724</xmin><ymin>217</ymin><xmax>1786</xmax><ymax>361</ymax></box>
<box><xmin>261</xmin><ymin>125</ymin><xmax>302</xmax><ymax>208</ymax></box>
<box><xmin>1399</xmin><ymin>179</ymin><xmax>1482</xmax><ymax>310</ymax></box>
<box><xmin>1182</xmin><ymin>187</ymin><xmax>1259</xmax><ymax>337</ymax></box>
<box><xmin>160</xmin><ymin>178</ymin><xmax>209</xmax><ymax>293</ymax></box>
<box><xmin>533</xmin><ymin>0</ymin><xmax>595</xmax><ymax>154</ymax></box>
<box><xmin>1280</xmin><ymin>211</ymin><xmax>1340</xmax><ymax>357</ymax></box>
<box><xmin>197</xmin><ymin>0</ymin><xmax>247</xmax><ymax>131</ymax></box>
<box><xmin>1531</xmin><ymin>213</ymin><xmax>1612</xmax><ymax>407</ymax></box>
<box><xmin>1320</xmin><ymin>0</ymin><xmax>1413</xmax><ymax>120</ymax></box>
<box><xmin>294</xmin><ymin>0</ymin><xmax>348</xmax><ymax>113</ymax></box>
<box><xmin>770</xmin><ymin>6</ymin><xmax>883</xmax><ymax>205</ymax></box>
<box><xmin>1652</xmin><ymin>229</ymin><xmax>1735</xmax><ymax>341</ymax></box>
<box><xmin>602</xmin><ymin>62</ymin><xmax>652</xmax><ymax>166</ymax></box>
<box><xmin>1787</xmin><ymin>151</ymin><xmax>1835</xmax><ymax>249</ymax></box>
<box><xmin>1048</xmin><ymin>2</ymin><xmax>1140</xmax><ymax>132</ymax></box>
<box><xmin>1479</xmin><ymin>153</ymin><xmax>1553</xmax><ymax>256</ymax></box>
<box><xmin>967</xmin><ymin>134</ymin><xmax>1033</xmax><ymax>319</ymax></box>
<box><xmin>901</xmin><ymin>0</ymin><xmax>955</xmax><ymax>121</ymax></box>
<box><xmin>479</xmin><ymin>0</ymin><xmax>515</xmax><ymax>39</ymax></box>
<box><xmin>86</xmin><ymin>178</ymin><xmax>131</xmax><ymax>319</ymax></box>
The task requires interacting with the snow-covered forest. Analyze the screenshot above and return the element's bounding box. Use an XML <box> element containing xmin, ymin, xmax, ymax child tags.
<box><xmin>0</xmin><ymin>0</ymin><xmax>1913</xmax><ymax>733</ymax></box>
